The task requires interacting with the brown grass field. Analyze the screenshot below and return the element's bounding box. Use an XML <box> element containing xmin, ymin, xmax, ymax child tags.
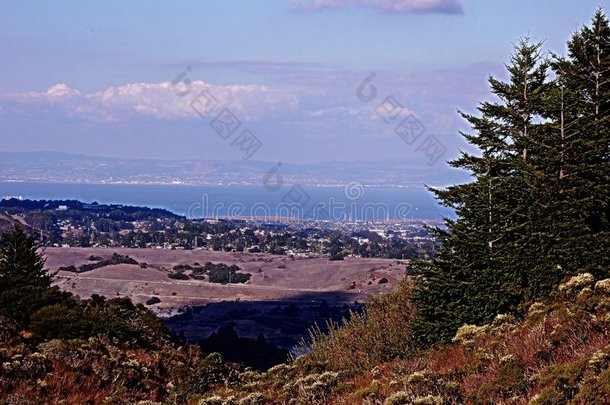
<box><xmin>45</xmin><ymin>247</ymin><xmax>404</xmax><ymax>316</ymax></box>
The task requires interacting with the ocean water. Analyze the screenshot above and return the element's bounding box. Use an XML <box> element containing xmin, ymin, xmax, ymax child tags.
<box><xmin>0</xmin><ymin>182</ymin><xmax>453</xmax><ymax>221</ymax></box>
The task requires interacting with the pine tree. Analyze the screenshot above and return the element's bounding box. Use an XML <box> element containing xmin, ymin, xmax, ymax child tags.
<box><xmin>0</xmin><ymin>226</ymin><xmax>51</xmax><ymax>292</ymax></box>
<box><xmin>412</xmin><ymin>11</ymin><xmax>610</xmax><ymax>346</ymax></box>
<box><xmin>411</xmin><ymin>40</ymin><xmax>550</xmax><ymax>345</ymax></box>
<box><xmin>547</xmin><ymin>9</ymin><xmax>610</xmax><ymax>278</ymax></box>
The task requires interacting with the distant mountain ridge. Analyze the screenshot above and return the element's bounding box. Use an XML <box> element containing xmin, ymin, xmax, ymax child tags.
<box><xmin>0</xmin><ymin>151</ymin><xmax>468</xmax><ymax>188</ymax></box>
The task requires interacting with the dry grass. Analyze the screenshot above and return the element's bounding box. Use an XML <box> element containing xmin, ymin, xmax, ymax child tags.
<box><xmin>200</xmin><ymin>273</ymin><xmax>610</xmax><ymax>404</ymax></box>
<box><xmin>296</xmin><ymin>278</ymin><xmax>416</xmax><ymax>372</ymax></box>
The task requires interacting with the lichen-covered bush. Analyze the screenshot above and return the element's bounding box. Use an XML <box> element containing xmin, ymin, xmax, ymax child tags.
<box><xmin>383</xmin><ymin>391</ymin><xmax>410</xmax><ymax>405</ymax></box>
<box><xmin>558</xmin><ymin>273</ymin><xmax>594</xmax><ymax>295</ymax></box>
<box><xmin>452</xmin><ymin>324</ymin><xmax>489</xmax><ymax>344</ymax></box>
<box><xmin>595</xmin><ymin>279</ymin><xmax>610</xmax><ymax>295</ymax></box>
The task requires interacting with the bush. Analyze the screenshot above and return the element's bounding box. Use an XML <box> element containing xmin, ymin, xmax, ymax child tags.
<box><xmin>452</xmin><ymin>324</ymin><xmax>489</xmax><ymax>344</ymax></box>
<box><xmin>168</xmin><ymin>272</ymin><xmax>190</xmax><ymax>280</ymax></box>
<box><xmin>29</xmin><ymin>303</ymin><xmax>90</xmax><ymax>340</ymax></box>
<box><xmin>296</xmin><ymin>279</ymin><xmax>415</xmax><ymax>371</ymax></box>
<box><xmin>384</xmin><ymin>391</ymin><xmax>410</xmax><ymax>405</ymax></box>
<box><xmin>146</xmin><ymin>296</ymin><xmax>161</xmax><ymax>305</ymax></box>
<box><xmin>75</xmin><ymin>253</ymin><xmax>138</xmax><ymax>273</ymax></box>
<box><xmin>558</xmin><ymin>273</ymin><xmax>594</xmax><ymax>295</ymax></box>
<box><xmin>206</xmin><ymin>264</ymin><xmax>251</xmax><ymax>284</ymax></box>
<box><xmin>0</xmin><ymin>285</ymin><xmax>74</xmax><ymax>328</ymax></box>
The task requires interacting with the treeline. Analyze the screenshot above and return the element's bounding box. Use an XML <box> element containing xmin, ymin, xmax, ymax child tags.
<box><xmin>411</xmin><ymin>10</ymin><xmax>610</xmax><ymax>345</ymax></box>
<box><xmin>0</xmin><ymin>227</ymin><xmax>170</xmax><ymax>344</ymax></box>
<box><xmin>0</xmin><ymin>198</ymin><xmax>181</xmax><ymax>219</ymax></box>
<box><xmin>59</xmin><ymin>252</ymin><xmax>139</xmax><ymax>273</ymax></box>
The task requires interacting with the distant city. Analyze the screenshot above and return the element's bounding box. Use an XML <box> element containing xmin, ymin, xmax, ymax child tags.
<box><xmin>0</xmin><ymin>151</ymin><xmax>468</xmax><ymax>188</ymax></box>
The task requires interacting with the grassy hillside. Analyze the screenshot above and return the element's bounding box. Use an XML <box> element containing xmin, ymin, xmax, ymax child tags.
<box><xmin>2</xmin><ymin>272</ymin><xmax>610</xmax><ymax>404</ymax></box>
<box><xmin>194</xmin><ymin>274</ymin><xmax>610</xmax><ymax>404</ymax></box>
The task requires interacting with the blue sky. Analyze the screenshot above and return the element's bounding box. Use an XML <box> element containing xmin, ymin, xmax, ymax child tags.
<box><xmin>0</xmin><ymin>0</ymin><xmax>606</xmax><ymax>163</ymax></box>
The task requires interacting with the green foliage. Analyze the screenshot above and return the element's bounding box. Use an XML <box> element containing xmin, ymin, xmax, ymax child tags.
<box><xmin>412</xmin><ymin>11</ymin><xmax>610</xmax><ymax>346</ymax></box>
<box><xmin>29</xmin><ymin>303</ymin><xmax>89</xmax><ymax>340</ymax></box>
<box><xmin>0</xmin><ymin>227</ymin><xmax>51</xmax><ymax>291</ymax></box>
<box><xmin>206</xmin><ymin>263</ymin><xmax>251</xmax><ymax>284</ymax></box>
<box><xmin>530</xmin><ymin>361</ymin><xmax>588</xmax><ymax>403</ymax></box>
<box><xmin>0</xmin><ymin>285</ymin><xmax>73</xmax><ymax>328</ymax></box>
<box><xmin>168</xmin><ymin>271</ymin><xmax>190</xmax><ymax>280</ymax></box>
<box><xmin>146</xmin><ymin>296</ymin><xmax>161</xmax><ymax>305</ymax></box>
<box><xmin>75</xmin><ymin>252</ymin><xmax>138</xmax><ymax>272</ymax></box>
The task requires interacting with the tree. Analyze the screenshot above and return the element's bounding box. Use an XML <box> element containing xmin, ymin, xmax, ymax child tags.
<box><xmin>546</xmin><ymin>9</ymin><xmax>610</xmax><ymax>278</ymax></box>
<box><xmin>412</xmin><ymin>11</ymin><xmax>610</xmax><ymax>347</ymax></box>
<box><xmin>0</xmin><ymin>226</ymin><xmax>52</xmax><ymax>292</ymax></box>
<box><xmin>411</xmin><ymin>40</ymin><xmax>551</xmax><ymax>345</ymax></box>
<box><xmin>0</xmin><ymin>227</ymin><xmax>69</xmax><ymax>328</ymax></box>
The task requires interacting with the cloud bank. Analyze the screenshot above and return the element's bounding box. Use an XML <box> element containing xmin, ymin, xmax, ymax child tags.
<box><xmin>292</xmin><ymin>0</ymin><xmax>464</xmax><ymax>14</ymax></box>
<box><xmin>3</xmin><ymin>81</ymin><xmax>300</xmax><ymax>122</ymax></box>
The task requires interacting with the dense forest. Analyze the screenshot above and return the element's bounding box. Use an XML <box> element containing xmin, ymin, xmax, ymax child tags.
<box><xmin>0</xmin><ymin>10</ymin><xmax>609</xmax><ymax>404</ymax></box>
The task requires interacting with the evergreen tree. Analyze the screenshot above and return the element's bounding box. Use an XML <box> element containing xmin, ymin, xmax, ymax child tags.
<box><xmin>547</xmin><ymin>10</ymin><xmax>610</xmax><ymax>278</ymax></box>
<box><xmin>411</xmin><ymin>40</ymin><xmax>550</xmax><ymax>345</ymax></box>
<box><xmin>0</xmin><ymin>226</ymin><xmax>52</xmax><ymax>292</ymax></box>
<box><xmin>412</xmin><ymin>11</ymin><xmax>610</xmax><ymax>346</ymax></box>
<box><xmin>0</xmin><ymin>227</ymin><xmax>68</xmax><ymax>327</ymax></box>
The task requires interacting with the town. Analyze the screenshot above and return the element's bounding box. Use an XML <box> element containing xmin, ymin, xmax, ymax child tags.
<box><xmin>0</xmin><ymin>197</ymin><xmax>440</xmax><ymax>260</ymax></box>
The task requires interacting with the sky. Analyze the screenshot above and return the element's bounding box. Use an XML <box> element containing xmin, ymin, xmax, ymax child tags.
<box><xmin>0</xmin><ymin>0</ymin><xmax>606</xmax><ymax>164</ymax></box>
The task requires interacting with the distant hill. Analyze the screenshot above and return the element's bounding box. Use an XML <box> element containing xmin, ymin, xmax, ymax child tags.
<box><xmin>0</xmin><ymin>151</ymin><xmax>469</xmax><ymax>188</ymax></box>
<box><xmin>0</xmin><ymin>212</ymin><xmax>31</xmax><ymax>234</ymax></box>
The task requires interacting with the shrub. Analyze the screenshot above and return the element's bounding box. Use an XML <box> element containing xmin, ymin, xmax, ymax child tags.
<box><xmin>558</xmin><ymin>273</ymin><xmax>594</xmax><ymax>295</ymax></box>
<box><xmin>595</xmin><ymin>279</ymin><xmax>610</xmax><ymax>294</ymax></box>
<box><xmin>530</xmin><ymin>361</ymin><xmax>588</xmax><ymax>404</ymax></box>
<box><xmin>384</xmin><ymin>391</ymin><xmax>410</xmax><ymax>405</ymax></box>
<box><xmin>198</xmin><ymin>396</ymin><xmax>224</xmax><ymax>405</ymax></box>
<box><xmin>168</xmin><ymin>272</ymin><xmax>190</xmax><ymax>280</ymax></box>
<box><xmin>29</xmin><ymin>303</ymin><xmax>90</xmax><ymax>340</ymax></box>
<box><xmin>451</xmin><ymin>324</ymin><xmax>488</xmax><ymax>344</ymax></box>
<box><xmin>0</xmin><ymin>285</ymin><xmax>74</xmax><ymax>329</ymax></box>
<box><xmin>146</xmin><ymin>296</ymin><xmax>161</xmax><ymax>305</ymax></box>
<box><xmin>238</xmin><ymin>392</ymin><xmax>267</xmax><ymax>405</ymax></box>
<box><xmin>76</xmin><ymin>253</ymin><xmax>138</xmax><ymax>273</ymax></box>
<box><xmin>412</xmin><ymin>395</ymin><xmax>443</xmax><ymax>405</ymax></box>
<box><xmin>296</xmin><ymin>279</ymin><xmax>415</xmax><ymax>371</ymax></box>
<box><xmin>206</xmin><ymin>264</ymin><xmax>251</xmax><ymax>284</ymax></box>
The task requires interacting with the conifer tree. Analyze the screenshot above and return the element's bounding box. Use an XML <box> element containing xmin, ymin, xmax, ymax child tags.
<box><xmin>547</xmin><ymin>10</ymin><xmax>610</xmax><ymax>277</ymax></box>
<box><xmin>411</xmin><ymin>40</ymin><xmax>550</xmax><ymax>345</ymax></box>
<box><xmin>0</xmin><ymin>226</ymin><xmax>51</xmax><ymax>292</ymax></box>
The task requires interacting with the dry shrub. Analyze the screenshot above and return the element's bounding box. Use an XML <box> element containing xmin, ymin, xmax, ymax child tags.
<box><xmin>297</xmin><ymin>279</ymin><xmax>416</xmax><ymax>372</ymax></box>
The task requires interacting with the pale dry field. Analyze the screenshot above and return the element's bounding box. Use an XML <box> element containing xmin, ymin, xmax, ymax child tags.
<box><xmin>45</xmin><ymin>247</ymin><xmax>404</xmax><ymax>314</ymax></box>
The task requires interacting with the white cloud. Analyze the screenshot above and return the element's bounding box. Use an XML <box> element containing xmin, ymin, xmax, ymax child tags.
<box><xmin>292</xmin><ymin>0</ymin><xmax>463</xmax><ymax>14</ymax></box>
<box><xmin>3</xmin><ymin>81</ymin><xmax>300</xmax><ymax>122</ymax></box>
